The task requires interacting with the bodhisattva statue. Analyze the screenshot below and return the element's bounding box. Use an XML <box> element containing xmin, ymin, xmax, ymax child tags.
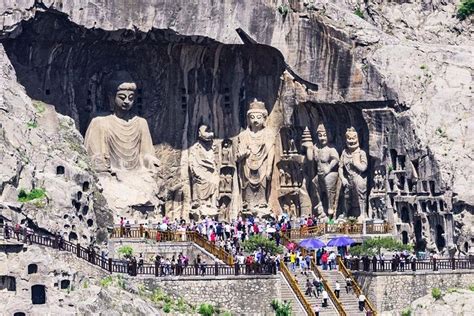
<box><xmin>339</xmin><ymin>127</ymin><xmax>368</xmax><ymax>220</ymax></box>
<box><xmin>304</xmin><ymin>124</ymin><xmax>339</xmax><ymax>218</ymax></box>
<box><xmin>189</xmin><ymin>124</ymin><xmax>219</xmax><ymax>207</ymax></box>
<box><xmin>84</xmin><ymin>71</ymin><xmax>159</xmax><ymax>172</ymax></box>
<box><xmin>237</xmin><ymin>99</ymin><xmax>275</xmax><ymax>211</ymax></box>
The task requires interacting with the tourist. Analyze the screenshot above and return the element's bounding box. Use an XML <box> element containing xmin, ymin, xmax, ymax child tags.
<box><xmin>322</xmin><ymin>289</ymin><xmax>329</xmax><ymax>307</ymax></box>
<box><xmin>14</xmin><ymin>223</ymin><xmax>21</xmax><ymax>241</ymax></box>
<box><xmin>358</xmin><ymin>293</ymin><xmax>366</xmax><ymax>311</ymax></box>
<box><xmin>125</xmin><ymin>220</ymin><xmax>131</xmax><ymax>237</ymax></box>
<box><xmin>4</xmin><ymin>222</ymin><xmax>10</xmax><ymax>239</ymax></box>
<box><xmin>290</xmin><ymin>251</ymin><xmax>296</xmax><ymax>272</ymax></box>
<box><xmin>312</xmin><ymin>277</ymin><xmax>321</xmax><ymax>297</ymax></box>
<box><xmin>305</xmin><ymin>278</ymin><xmax>313</xmax><ymax>297</ymax></box>
<box><xmin>321</xmin><ymin>251</ymin><xmax>329</xmax><ymax>270</ymax></box>
<box><xmin>345</xmin><ymin>276</ymin><xmax>352</xmax><ymax>293</ymax></box>
<box><xmin>328</xmin><ymin>251</ymin><xmax>336</xmax><ymax>270</ymax></box>
<box><xmin>314</xmin><ymin>304</ymin><xmax>320</xmax><ymax>316</ymax></box>
<box><xmin>335</xmin><ymin>280</ymin><xmax>340</xmax><ymax>298</ymax></box>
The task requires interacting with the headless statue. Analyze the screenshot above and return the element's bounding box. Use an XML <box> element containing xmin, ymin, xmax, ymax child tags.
<box><xmin>84</xmin><ymin>71</ymin><xmax>159</xmax><ymax>172</ymax></box>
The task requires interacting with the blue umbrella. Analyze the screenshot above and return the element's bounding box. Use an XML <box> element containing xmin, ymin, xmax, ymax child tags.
<box><xmin>327</xmin><ymin>236</ymin><xmax>355</xmax><ymax>247</ymax></box>
<box><xmin>299</xmin><ymin>238</ymin><xmax>326</xmax><ymax>249</ymax></box>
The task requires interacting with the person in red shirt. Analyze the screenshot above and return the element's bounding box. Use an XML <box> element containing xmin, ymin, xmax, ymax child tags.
<box><xmin>321</xmin><ymin>251</ymin><xmax>329</xmax><ymax>270</ymax></box>
<box><xmin>210</xmin><ymin>230</ymin><xmax>216</xmax><ymax>244</ymax></box>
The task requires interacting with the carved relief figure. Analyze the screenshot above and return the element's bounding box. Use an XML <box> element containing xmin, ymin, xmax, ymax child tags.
<box><xmin>189</xmin><ymin>125</ymin><xmax>219</xmax><ymax>206</ymax></box>
<box><xmin>373</xmin><ymin>169</ymin><xmax>385</xmax><ymax>193</ymax></box>
<box><xmin>304</xmin><ymin>124</ymin><xmax>339</xmax><ymax>218</ymax></box>
<box><xmin>339</xmin><ymin>127</ymin><xmax>368</xmax><ymax>220</ymax></box>
<box><xmin>237</xmin><ymin>99</ymin><xmax>275</xmax><ymax>209</ymax></box>
<box><xmin>221</xmin><ymin>139</ymin><xmax>232</xmax><ymax>165</ymax></box>
<box><xmin>84</xmin><ymin>71</ymin><xmax>159</xmax><ymax>172</ymax></box>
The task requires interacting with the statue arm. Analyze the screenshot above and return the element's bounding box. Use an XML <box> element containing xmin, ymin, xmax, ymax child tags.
<box><xmin>338</xmin><ymin>153</ymin><xmax>348</xmax><ymax>186</ymax></box>
<box><xmin>328</xmin><ymin>148</ymin><xmax>339</xmax><ymax>171</ymax></box>
<box><xmin>84</xmin><ymin>118</ymin><xmax>110</xmax><ymax>171</ymax></box>
<box><xmin>140</xmin><ymin>119</ymin><xmax>160</xmax><ymax>168</ymax></box>
<box><xmin>353</xmin><ymin>150</ymin><xmax>368</xmax><ymax>173</ymax></box>
<box><xmin>266</xmin><ymin>143</ymin><xmax>275</xmax><ymax>179</ymax></box>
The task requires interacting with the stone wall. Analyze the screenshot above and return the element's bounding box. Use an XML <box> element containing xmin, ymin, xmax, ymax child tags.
<box><xmin>354</xmin><ymin>270</ymin><xmax>474</xmax><ymax>313</ymax></box>
<box><xmin>142</xmin><ymin>274</ymin><xmax>280</xmax><ymax>315</ymax></box>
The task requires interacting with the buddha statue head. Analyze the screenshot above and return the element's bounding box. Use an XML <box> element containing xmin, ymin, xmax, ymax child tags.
<box><xmin>247</xmin><ymin>99</ymin><xmax>268</xmax><ymax>132</ymax></box>
<box><xmin>345</xmin><ymin>127</ymin><xmax>360</xmax><ymax>151</ymax></box>
<box><xmin>198</xmin><ymin>124</ymin><xmax>214</xmax><ymax>143</ymax></box>
<box><xmin>106</xmin><ymin>71</ymin><xmax>137</xmax><ymax>115</ymax></box>
<box><xmin>316</xmin><ymin>123</ymin><xmax>328</xmax><ymax>146</ymax></box>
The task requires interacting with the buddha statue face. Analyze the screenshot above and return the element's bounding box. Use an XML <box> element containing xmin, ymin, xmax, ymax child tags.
<box><xmin>114</xmin><ymin>82</ymin><xmax>136</xmax><ymax>112</ymax></box>
<box><xmin>317</xmin><ymin>124</ymin><xmax>328</xmax><ymax>146</ymax></box>
<box><xmin>248</xmin><ymin>112</ymin><xmax>266</xmax><ymax>130</ymax></box>
<box><xmin>345</xmin><ymin>128</ymin><xmax>360</xmax><ymax>151</ymax></box>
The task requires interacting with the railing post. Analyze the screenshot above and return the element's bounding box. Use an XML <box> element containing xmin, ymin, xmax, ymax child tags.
<box><xmin>451</xmin><ymin>257</ymin><xmax>456</xmax><ymax>270</ymax></box>
<box><xmin>77</xmin><ymin>244</ymin><xmax>81</xmax><ymax>258</ymax></box>
<box><xmin>155</xmin><ymin>260</ymin><xmax>159</xmax><ymax>277</ymax></box>
<box><xmin>108</xmin><ymin>258</ymin><xmax>113</xmax><ymax>272</ymax></box>
<box><xmin>214</xmin><ymin>262</ymin><xmax>219</xmax><ymax>276</ymax></box>
<box><xmin>433</xmin><ymin>258</ymin><xmax>437</xmax><ymax>271</ymax></box>
<box><xmin>411</xmin><ymin>258</ymin><xmax>416</xmax><ymax>271</ymax></box>
<box><xmin>235</xmin><ymin>262</ymin><xmax>239</xmax><ymax>276</ymax></box>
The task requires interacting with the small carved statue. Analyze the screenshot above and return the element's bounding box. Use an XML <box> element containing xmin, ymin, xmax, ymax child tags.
<box><xmin>304</xmin><ymin>124</ymin><xmax>339</xmax><ymax>218</ymax></box>
<box><xmin>236</xmin><ymin>99</ymin><xmax>275</xmax><ymax>209</ymax></box>
<box><xmin>189</xmin><ymin>125</ymin><xmax>219</xmax><ymax>206</ymax></box>
<box><xmin>84</xmin><ymin>71</ymin><xmax>159</xmax><ymax>172</ymax></box>
<box><xmin>373</xmin><ymin>169</ymin><xmax>385</xmax><ymax>193</ymax></box>
<box><xmin>339</xmin><ymin>127</ymin><xmax>368</xmax><ymax>220</ymax></box>
<box><xmin>221</xmin><ymin>139</ymin><xmax>232</xmax><ymax>165</ymax></box>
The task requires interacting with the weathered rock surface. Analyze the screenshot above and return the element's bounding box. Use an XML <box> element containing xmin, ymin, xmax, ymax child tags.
<box><xmin>0</xmin><ymin>43</ymin><xmax>112</xmax><ymax>243</ymax></box>
<box><xmin>408</xmin><ymin>288</ymin><xmax>474</xmax><ymax>316</ymax></box>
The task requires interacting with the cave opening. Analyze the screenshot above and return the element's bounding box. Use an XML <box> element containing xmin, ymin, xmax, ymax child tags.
<box><xmin>401</xmin><ymin>231</ymin><xmax>409</xmax><ymax>245</ymax></box>
<box><xmin>31</xmin><ymin>284</ymin><xmax>46</xmax><ymax>304</ymax></box>
<box><xmin>435</xmin><ymin>224</ymin><xmax>446</xmax><ymax>251</ymax></box>
<box><xmin>0</xmin><ymin>275</ymin><xmax>16</xmax><ymax>291</ymax></box>
<box><xmin>1</xmin><ymin>11</ymin><xmax>287</xmax><ymax>150</ymax></box>
<box><xmin>28</xmin><ymin>263</ymin><xmax>38</xmax><ymax>274</ymax></box>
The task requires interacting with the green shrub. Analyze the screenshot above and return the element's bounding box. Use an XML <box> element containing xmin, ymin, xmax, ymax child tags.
<box><xmin>117</xmin><ymin>245</ymin><xmax>133</xmax><ymax>259</ymax></box>
<box><xmin>242</xmin><ymin>234</ymin><xmax>284</xmax><ymax>255</ymax></box>
<box><xmin>271</xmin><ymin>299</ymin><xmax>292</xmax><ymax>316</ymax></box>
<box><xmin>431</xmin><ymin>287</ymin><xmax>442</xmax><ymax>300</ymax></box>
<box><xmin>18</xmin><ymin>188</ymin><xmax>46</xmax><ymax>202</ymax></box>
<box><xmin>33</xmin><ymin>100</ymin><xmax>46</xmax><ymax>113</ymax></box>
<box><xmin>83</xmin><ymin>280</ymin><xmax>89</xmax><ymax>289</ymax></box>
<box><xmin>457</xmin><ymin>0</ymin><xmax>474</xmax><ymax>20</ymax></box>
<box><xmin>198</xmin><ymin>303</ymin><xmax>215</xmax><ymax>316</ymax></box>
<box><xmin>468</xmin><ymin>284</ymin><xmax>474</xmax><ymax>292</ymax></box>
<box><xmin>27</xmin><ymin>120</ymin><xmax>38</xmax><ymax>128</ymax></box>
<box><xmin>354</xmin><ymin>6</ymin><xmax>364</xmax><ymax>19</ymax></box>
<box><xmin>99</xmin><ymin>275</ymin><xmax>113</xmax><ymax>288</ymax></box>
<box><xmin>401</xmin><ymin>307</ymin><xmax>412</xmax><ymax>316</ymax></box>
<box><xmin>163</xmin><ymin>303</ymin><xmax>172</xmax><ymax>313</ymax></box>
<box><xmin>277</xmin><ymin>4</ymin><xmax>290</xmax><ymax>17</ymax></box>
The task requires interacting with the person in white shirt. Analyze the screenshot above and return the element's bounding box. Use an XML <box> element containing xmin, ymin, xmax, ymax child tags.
<box><xmin>322</xmin><ymin>290</ymin><xmax>329</xmax><ymax>307</ymax></box>
<box><xmin>335</xmin><ymin>280</ymin><xmax>341</xmax><ymax>298</ymax></box>
<box><xmin>358</xmin><ymin>293</ymin><xmax>366</xmax><ymax>311</ymax></box>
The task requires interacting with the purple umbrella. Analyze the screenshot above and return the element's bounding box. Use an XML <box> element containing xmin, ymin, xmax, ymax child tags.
<box><xmin>327</xmin><ymin>236</ymin><xmax>356</xmax><ymax>247</ymax></box>
<box><xmin>299</xmin><ymin>238</ymin><xmax>326</xmax><ymax>249</ymax></box>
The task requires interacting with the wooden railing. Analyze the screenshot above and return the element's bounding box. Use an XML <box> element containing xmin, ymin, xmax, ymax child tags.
<box><xmin>284</xmin><ymin>222</ymin><xmax>391</xmax><ymax>240</ymax></box>
<box><xmin>345</xmin><ymin>257</ymin><xmax>474</xmax><ymax>272</ymax></box>
<box><xmin>110</xmin><ymin>227</ymin><xmax>234</xmax><ymax>266</ymax></box>
<box><xmin>310</xmin><ymin>259</ymin><xmax>347</xmax><ymax>316</ymax></box>
<box><xmin>280</xmin><ymin>261</ymin><xmax>315</xmax><ymax>316</ymax></box>
<box><xmin>337</xmin><ymin>256</ymin><xmax>377</xmax><ymax>316</ymax></box>
<box><xmin>3</xmin><ymin>226</ymin><xmax>273</xmax><ymax>277</ymax></box>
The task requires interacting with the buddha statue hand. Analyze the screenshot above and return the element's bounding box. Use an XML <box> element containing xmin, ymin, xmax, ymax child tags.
<box><xmin>143</xmin><ymin>154</ymin><xmax>160</xmax><ymax>170</ymax></box>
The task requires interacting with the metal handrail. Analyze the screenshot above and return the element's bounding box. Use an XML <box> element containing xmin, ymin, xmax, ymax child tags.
<box><xmin>280</xmin><ymin>261</ymin><xmax>315</xmax><ymax>316</ymax></box>
<box><xmin>337</xmin><ymin>256</ymin><xmax>377</xmax><ymax>315</ymax></box>
<box><xmin>311</xmin><ymin>259</ymin><xmax>347</xmax><ymax>316</ymax></box>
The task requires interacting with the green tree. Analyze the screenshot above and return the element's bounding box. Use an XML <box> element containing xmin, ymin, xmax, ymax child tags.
<box><xmin>350</xmin><ymin>237</ymin><xmax>412</xmax><ymax>256</ymax></box>
<box><xmin>457</xmin><ymin>0</ymin><xmax>474</xmax><ymax>20</ymax></box>
<box><xmin>117</xmin><ymin>245</ymin><xmax>133</xmax><ymax>259</ymax></box>
<box><xmin>242</xmin><ymin>235</ymin><xmax>284</xmax><ymax>255</ymax></box>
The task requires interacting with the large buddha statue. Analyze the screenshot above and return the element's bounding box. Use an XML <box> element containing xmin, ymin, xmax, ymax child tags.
<box><xmin>84</xmin><ymin>71</ymin><xmax>159</xmax><ymax>172</ymax></box>
<box><xmin>339</xmin><ymin>127</ymin><xmax>368</xmax><ymax>220</ymax></box>
<box><xmin>237</xmin><ymin>99</ymin><xmax>275</xmax><ymax>211</ymax></box>
<box><xmin>304</xmin><ymin>124</ymin><xmax>340</xmax><ymax>218</ymax></box>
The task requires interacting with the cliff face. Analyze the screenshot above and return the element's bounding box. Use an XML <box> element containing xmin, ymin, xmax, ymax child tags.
<box><xmin>0</xmin><ymin>0</ymin><xmax>471</xmax><ymax>252</ymax></box>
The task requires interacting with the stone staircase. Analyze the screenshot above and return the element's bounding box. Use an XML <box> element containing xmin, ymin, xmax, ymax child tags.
<box><xmin>291</xmin><ymin>269</ymin><xmax>339</xmax><ymax>315</ymax></box>
<box><xmin>320</xmin><ymin>268</ymin><xmax>365</xmax><ymax>316</ymax></box>
<box><xmin>279</xmin><ymin>273</ymin><xmax>306</xmax><ymax>315</ymax></box>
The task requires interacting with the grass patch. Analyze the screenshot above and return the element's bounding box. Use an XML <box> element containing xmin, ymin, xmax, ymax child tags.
<box><xmin>354</xmin><ymin>6</ymin><xmax>364</xmax><ymax>19</ymax></box>
<box><xmin>468</xmin><ymin>284</ymin><xmax>474</xmax><ymax>292</ymax></box>
<box><xmin>18</xmin><ymin>188</ymin><xmax>46</xmax><ymax>202</ymax></box>
<box><xmin>99</xmin><ymin>275</ymin><xmax>113</xmax><ymax>288</ymax></box>
<box><xmin>27</xmin><ymin>120</ymin><xmax>38</xmax><ymax>128</ymax></box>
<box><xmin>401</xmin><ymin>307</ymin><xmax>412</xmax><ymax>316</ymax></box>
<box><xmin>277</xmin><ymin>4</ymin><xmax>290</xmax><ymax>17</ymax></box>
<box><xmin>32</xmin><ymin>100</ymin><xmax>47</xmax><ymax>113</ymax></box>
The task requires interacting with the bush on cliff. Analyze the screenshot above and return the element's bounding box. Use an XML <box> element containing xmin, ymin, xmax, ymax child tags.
<box><xmin>457</xmin><ymin>0</ymin><xmax>474</xmax><ymax>20</ymax></box>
